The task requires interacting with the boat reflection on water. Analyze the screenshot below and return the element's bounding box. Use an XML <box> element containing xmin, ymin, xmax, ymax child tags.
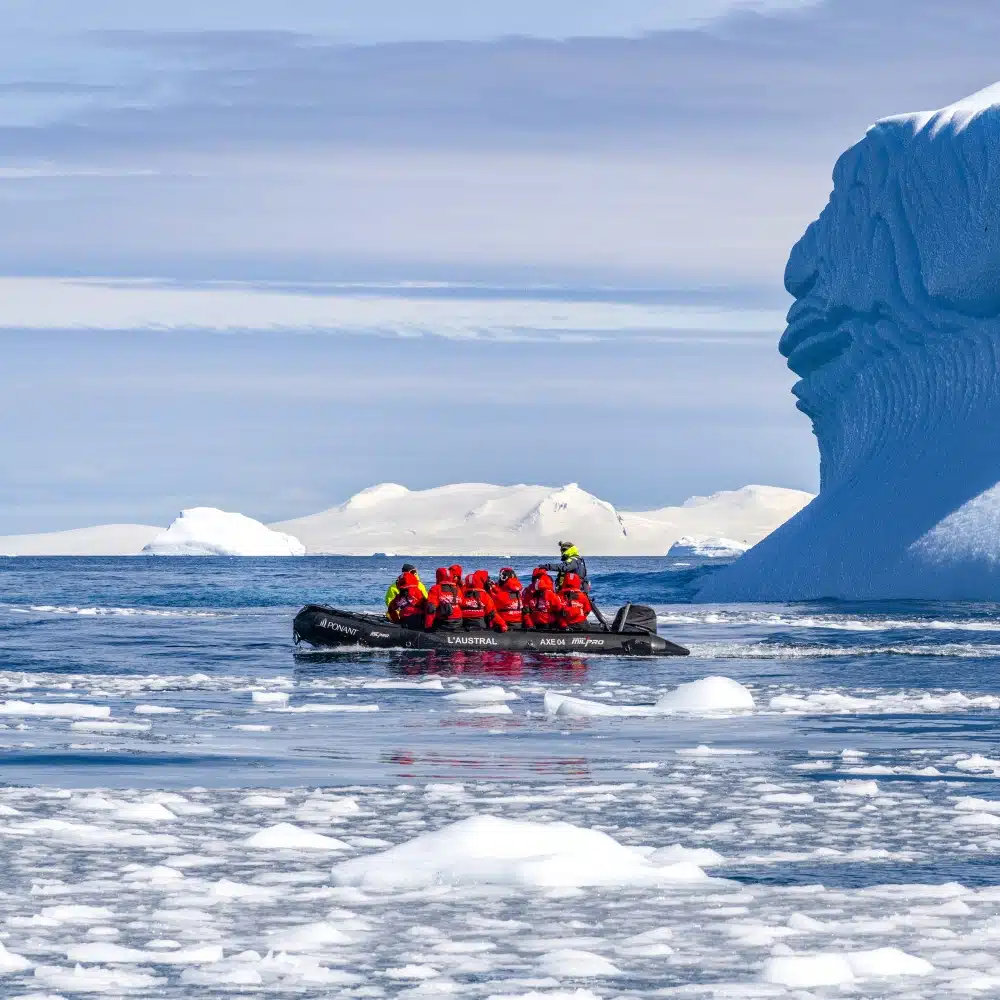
<box><xmin>385</xmin><ymin>750</ymin><xmax>591</xmax><ymax>781</ymax></box>
<box><xmin>293</xmin><ymin>647</ymin><xmax>590</xmax><ymax>678</ymax></box>
<box><xmin>393</xmin><ymin>649</ymin><xmax>589</xmax><ymax>677</ymax></box>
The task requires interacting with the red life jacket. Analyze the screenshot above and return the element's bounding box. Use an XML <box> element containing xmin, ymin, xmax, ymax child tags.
<box><xmin>558</xmin><ymin>587</ymin><xmax>591</xmax><ymax>628</ymax></box>
<box><xmin>424</xmin><ymin>580</ymin><xmax>463</xmax><ymax>628</ymax></box>
<box><xmin>523</xmin><ymin>579</ymin><xmax>564</xmax><ymax>628</ymax></box>
<box><xmin>388</xmin><ymin>573</ymin><xmax>425</xmax><ymax>622</ymax></box>
<box><xmin>460</xmin><ymin>585</ymin><xmax>493</xmax><ymax>621</ymax></box>
<box><xmin>491</xmin><ymin>580</ymin><xmax>523</xmax><ymax>625</ymax></box>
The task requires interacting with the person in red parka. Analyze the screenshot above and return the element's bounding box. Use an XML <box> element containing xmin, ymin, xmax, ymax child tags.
<box><xmin>490</xmin><ymin>567</ymin><xmax>524</xmax><ymax>628</ymax></box>
<box><xmin>449</xmin><ymin>564</ymin><xmax>464</xmax><ymax>592</ymax></box>
<box><xmin>522</xmin><ymin>570</ymin><xmax>564</xmax><ymax>630</ymax></box>
<box><xmin>387</xmin><ymin>571</ymin><xmax>427</xmax><ymax>630</ymax></box>
<box><xmin>461</xmin><ymin>573</ymin><xmax>507</xmax><ymax>631</ymax></box>
<box><xmin>557</xmin><ymin>572</ymin><xmax>592</xmax><ymax>630</ymax></box>
<box><xmin>424</xmin><ymin>567</ymin><xmax>465</xmax><ymax>631</ymax></box>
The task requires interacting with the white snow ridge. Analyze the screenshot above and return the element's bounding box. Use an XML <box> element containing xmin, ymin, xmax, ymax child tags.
<box><xmin>0</xmin><ymin>482</ymin><xmax>809</xmax><ymax>555</ymax></box>
<box><xmin>273</xmin><ymin>481</ymin><xmax>810</xmax><ymax>555</ymax></box>
<box><xmin>143</xmin><ymin>508</ymin><xmax>305</xmax><ymax>556</ymax></box>
<box><xmin>702</xmin><ymin>82</ymin><xmax>1000</xmax><ymax>600</ymax></box>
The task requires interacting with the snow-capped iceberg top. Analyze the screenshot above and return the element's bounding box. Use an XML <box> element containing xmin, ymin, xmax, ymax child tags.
<box><xmin>702</xmin><ymin>81</ymin><xmax>1000</xmax><ymax>600</ymax></box>
<box><xmin>666</xmin><ymin>536</ymin><xmax>749</xmax><ymax>560</ymax></box>
<box><xmin>143</xmin><ymin>508</ymin><xmax>305</xmax><ymax>556</ymax></box>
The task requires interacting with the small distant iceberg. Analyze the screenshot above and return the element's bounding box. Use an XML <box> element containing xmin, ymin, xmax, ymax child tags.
<box><xmin>666</xmin><ymin>536</ymin><xmax>750</xmax><ymax>560</ymax></box>
<box><xmin>142</xmin><ymin>508</ymin><xmax>305</xmax><ymax>556</ymax></box>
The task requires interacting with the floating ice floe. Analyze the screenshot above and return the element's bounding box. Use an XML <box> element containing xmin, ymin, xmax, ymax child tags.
<box><xmin>0</xmin><ymin>941</ymin><xmax>31</xmax><ymax>974</ymax></box>
<box><xmin>537</xmin><ymin>948</ymin><xmax>621</xmax><ymax>977</ymax></box>
<box><xmin>64</xmin><ymin>942</ymin><xmax>223</xmax><ymax>965</ymax></box>
<box><xmin>544</xmin><ymin>676</ymin><xmax>754</xmax><ymax>718</ymax></box>
<box><xmin>34</xmin><ymin>963</ymin><xmax>165</xmax><ymax>991</ymax></box>
<box><xmin>0</xmin><ymin>700</ymin><xmax>110</xmax><ymax>719</ymax></box>
<box><xmin>143</xmin><ymin>507</ymin><xmax>305</xmax><ymax>556</ymax></box>
<box><xmin>275</xmin><ymin>702</ymin><xmax>379</xmax><ymax>713</ymax></box>
<box><xmin>70</xmin><ymin>720</ymin><xmax>151</xmax><ymax>733</ymax></box>
<box><xmin>245</xmin><ymin>823</ymin><xmax>350</xmax><ymax>851</ymax></box>
<box><xmin>332</xmin><ymin>815</ymin><xmax>708</xmax><ymax>891</ymax></box>
<box><xmin>765</xmin><ymin>947</ymin><xmax>933</xmax><ymax>987</ymax></box>
<box><xmin>251</xmin><ymin>690</ymin><xmax>290</xmax><ymax>705</ymax></box>
<box><xmin>676</xmin><ymin>745</ymin><xmax>756</xmax><ymax>757</ymax></box>
<box><xmin>443</xmin><ymin>687</ymin><xmax>519</xmax><ymax>704</ymax></box>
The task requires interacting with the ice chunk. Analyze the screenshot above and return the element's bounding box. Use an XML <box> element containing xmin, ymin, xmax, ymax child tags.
<box><xmin>953</xmin><ymin>812</ymin><xmax>1000</xmax><ymax>828</ymax></box>
<box><xmin>332</xmin><ymin>815</ymin><xmax>707</xmax><ymax>890</ymax></box>
<box><xmin>276</xmin><ymin>703</ymin><xmax>379</xmax><ymax>713</ymax></box>
<box><xmin>0</xmin><ymin>941</ymin><xmax>31</xmax><ymax>974</ymax></box>
<box><xmin>244</xmin><ymin>823</ymin><xmax>350</xmax><ymax>851</ymax></box>
<box><xmin>956</xmin><ymin>754</ymin><xmax>1000</xmax><ymax>772</ymax></box>
<box><xmin>41</xmin><ymin>904</ymin><xmax>116</xmax><ymax>924</ymax></box>
<box><xmin>846</xmin><ymin>948</ymin><xmax>933</xmax><ymax>978</ymax></box>
<box><xmin>834</xmin><ymin>780</ymin><xmax>879</xmax><ymax>796</ymax></box>
<box><xmin>70</xmin><ymin>720</ymin><xmax>151</xmax><ymax>733</ymax></box>
<box><xmin>543</xmin><ymin>692</ymin><xmax>653</xmax><ymax>718</ymax></box>
<box><xmin>765</xmin><ymin>947</ymin><xmax>932</xmax><ymax>987</ymax></box>
<box><xmin>955</xmin><ymin>796</ymin><xmax>1000</xmax><ymax>813</ymax></box>
<box><xmin>675</xmin><ymin>745</ymin><xmax>756</xmax><ymax>757</ymax></box>
<box><xmin>764</xmin><ymin>953</ymin><xmax>854</xmax><ymax>987</ymax></box>
<box><xmin>64</xmin><ymin>943</ymin><xmax>222</xmax><ymax>964</ymax></box>
<box><xmin>33</xmin><ymin>964</ymin><xmax>165</xmax><ymax>991</ymax></box>
<box><xmin>443</xmin><ymin>687</ymin><xmax>518</xmax><ymax>704</ymax></box>
<box><xmin>240</xmin><ymin>794</ymin><xmax>287</xmax><ymax>808</ymax></box>
<box><xmin>251</xmin><ymin>691</ymin><xmax>290</xmax><ymax>705</ymax></box>
<box><xmin>384</xmin><ymin>964</ymin><xmax>440</xmax><ymax>980</ymax></box>
<box><xmin>0</xmin><ymin>700</ymin><xmax>110</xmax><ymax>719</ymax></box>
<box><xmin>265</xmin><ymin>921</ymin><xmax>353</xmax><ymax>951</ymax></box>
<box><xmin>648</xmin><ymin>845</ymin><xmax>725</xmax><ymax>866</ymax></box>
<box><xmin>543</xmin><ymin>677</ymin><xmax>753</xmax><ymax>719</ymax></box>
<box><xmin>487</xmin><ymin>992</ymin><xmax>601</xmax><ymax>1000</ymax></box>
<box><xmin>537</xmin><ymin>949</ymin><xmax>620</xmax><ymax>977</ymax></box>
<box><xmin>113</xmin><ymin>802</ymin><xmax>177</xmax><ymax>823</ymax></box>
<box><xmin>143</xmin><ymin>507</ymin><xmax>305</xmax><ymax>556</ymax></box>
<box><xmin>654</xmin><ymin>676</ymin><xmax>755</xmax><ymax>712</ymax></box>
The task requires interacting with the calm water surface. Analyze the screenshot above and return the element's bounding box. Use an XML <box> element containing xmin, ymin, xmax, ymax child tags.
<box><xmin>3</xmin><ymin>556</ymin><xmax>999</xmax><ymax>793</ymax></box>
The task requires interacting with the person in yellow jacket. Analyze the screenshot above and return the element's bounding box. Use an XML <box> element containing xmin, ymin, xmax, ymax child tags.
<box><xmin>385</xmin><ymin>563</ymin><xmax>428</xmax><ymax>608</ymax></box>
<box><xmin>540</xmin><ymin>542</ymin><xmax>589</xmax><ymax>593</ymax></box>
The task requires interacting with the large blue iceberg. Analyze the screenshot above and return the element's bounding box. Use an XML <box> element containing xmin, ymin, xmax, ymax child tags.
<box><xmin>701</xmin><ymin>83</ymin><xmax>1000</xmax><ymax>601</ymax></box>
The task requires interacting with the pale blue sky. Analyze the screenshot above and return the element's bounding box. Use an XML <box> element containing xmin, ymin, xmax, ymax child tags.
<box><xmin>4</xmin><ymin>1</ymin><xmax>818</xmax><ymax>39</ymax></box>
<box><xmin>2</xmin><ymin>0</ymin><xmax>997</xmax><ymax>531</ymax></box>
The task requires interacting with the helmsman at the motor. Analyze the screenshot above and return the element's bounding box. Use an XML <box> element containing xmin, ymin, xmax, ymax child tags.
<box><xmin>540</xmin><ymin>542</ymin><xmax>589</xmax><ymax>593</ymax></box>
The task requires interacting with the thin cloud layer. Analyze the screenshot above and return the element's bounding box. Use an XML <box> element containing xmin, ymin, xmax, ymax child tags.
<box><xmin>1</xmin><ymin>0</ymin><xmax>998</xmax><ymax>288</ymax></box>
<box><xmin>0</xmin><ymin>277</ymin><xmax>784</xmax><ymax>339</ymax></box>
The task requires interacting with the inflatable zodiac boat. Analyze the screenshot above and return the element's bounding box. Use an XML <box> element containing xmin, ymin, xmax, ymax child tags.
<box><xmin>293</xmin><ymin>603</ymin><xmax>689</xmax><ymax>657</ymax></box>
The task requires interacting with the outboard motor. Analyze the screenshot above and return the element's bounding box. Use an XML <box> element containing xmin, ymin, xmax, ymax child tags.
<box><xmin>611</xmin><ymin>603</ymin><xmax>658</xmax><ymax>635</ymax></box>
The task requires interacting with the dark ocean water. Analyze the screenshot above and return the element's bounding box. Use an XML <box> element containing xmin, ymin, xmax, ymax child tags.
<box><xmin>3</xmin><ymin>556</ymin><xmax>1000</xmax><ymax>795</ymax></box>
<box><xmin>3</xmin><ymin>554</ymin><xmax>1000</xmax><ymax>998</ymax></box>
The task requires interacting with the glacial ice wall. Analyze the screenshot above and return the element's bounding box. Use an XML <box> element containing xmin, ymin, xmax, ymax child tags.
<box><xmin>701</xmin><ymin>83</ymin><xmax>1000</xmax><ymax>600</ymax></box>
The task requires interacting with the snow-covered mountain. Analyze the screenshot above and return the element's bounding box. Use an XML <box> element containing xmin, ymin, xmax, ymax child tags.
<box><xmin>273</xmin><ymin>482</ymin><xmax>812</xmax><ymax>556</ymax></box>
<box><xmin>0</xmin><ymin>483</ymin><xmax>811</xmax><ymax>556</ymax></box>
<box><xmin>0</xmin><ymin>524</ymin><xmax>161</xmax><ymax>557</ymax></box>
<box><xmin>701</xmin><ymin>82</ymin><xmax>1000</xmax><ymax>600</ymax></box>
